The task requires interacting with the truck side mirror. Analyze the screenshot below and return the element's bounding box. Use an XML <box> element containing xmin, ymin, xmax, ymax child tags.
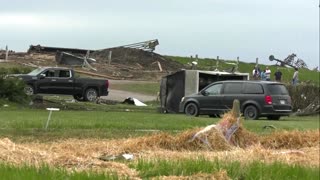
<box><xmin>39</xmin><ymin>74</ymin><xmax>46</xmax><ymax>79</ymax></box>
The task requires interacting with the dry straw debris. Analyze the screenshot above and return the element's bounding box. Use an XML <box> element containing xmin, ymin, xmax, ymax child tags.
<box><xmin>0</xmin><ymin>101</ymin><xmax>319</xmax><ymax>177</ymax></box>
<box><xmin>261</xmin><ymin>130</ymin><xmax>320</xmax><ymax>149</ymax></box>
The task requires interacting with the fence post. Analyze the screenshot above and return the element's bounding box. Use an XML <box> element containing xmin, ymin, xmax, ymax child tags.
<box><xmin>215</xmin><ymin>56</ymin><xmax>219</xmax><ymax>71</ymax></box>
<box><xmin>235</xmin><ymin>56</ymin><xmax>239</xmax><ymax>72</ymax></box>
<box><xmin>108</xmin><ymin>51</ymin><xmax>112</xmax><ymax>65</ymax></box>
<box><xmin>5</xmin><ymin>45</ymin><xmax>8</xmax><ymax>61</ymax></box>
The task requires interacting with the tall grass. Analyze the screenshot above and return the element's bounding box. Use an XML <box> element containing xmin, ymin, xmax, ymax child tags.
<box><xmin>131</xmin><ymin>158</ymin><xmax>319</xmax><ymax>179</ymax></box>
<box><xmin>0</xmin><ymin>163</ymin><xmax>122</xmax><ymax>180</ymax></box>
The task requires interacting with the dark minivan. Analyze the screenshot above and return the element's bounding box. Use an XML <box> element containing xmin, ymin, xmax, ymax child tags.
<box><xmin>179</xmin><ymin>80</ymin><xmax>292</xmax><ymax>120</ymax></box>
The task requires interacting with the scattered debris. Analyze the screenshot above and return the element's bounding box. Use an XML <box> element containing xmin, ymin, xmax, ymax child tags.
<box><xmin>294</xmin><ymin>98</ymin><xmax>320</xmax><ymax>116</ymax></box>
<box><xmin>122</xmin><ymin>97</ymin><xmax>147</xmax><ymax>106</ymax></box>
<box><xmin>269</xmin><ymin>54</ymin><xmax>308</xmax><ymax>69</ymax></box>
<box><xmin>263</xmin><ymin>125</ymin><xmax>276</xmax><ymax>129</ymax></box>
<box><xmin>99</xmin><ymin>153</ymin><xmax>134</xmax><ymax>161</ymax></box>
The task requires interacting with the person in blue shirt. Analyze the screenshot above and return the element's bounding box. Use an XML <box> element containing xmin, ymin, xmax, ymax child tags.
<box><xmin>260</xmin><ymin>70</ymin><xmax>267</xmax><ymax>80</ymax></box>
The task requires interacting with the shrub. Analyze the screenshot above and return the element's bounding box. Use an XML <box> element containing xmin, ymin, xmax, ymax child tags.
<box><xmin>286</xmin><ymin>84</ymin><xmax>319</xmax><ymax>111</ymax></box>
<box><xmin>0</xmin><ymin>76</ymin><xmax>29</xmax><ymax>103</ymax></box>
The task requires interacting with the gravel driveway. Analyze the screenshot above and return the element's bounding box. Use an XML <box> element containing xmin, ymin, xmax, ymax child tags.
<box><xmin>100</xmin><ymin>80</ymin><xmax>158</xmax><ymax>102</ymax></box>
<box><xmin>101</xmin><ymin>89</ymin><xmax>156</xmax><ymax>102</ymax></box>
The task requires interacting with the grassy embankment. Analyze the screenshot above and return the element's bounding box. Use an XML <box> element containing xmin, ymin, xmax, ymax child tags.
<box><xmin>168</xmin><ymin>56</ymin><xmax>320</xmax><ymax>85</ymax></box>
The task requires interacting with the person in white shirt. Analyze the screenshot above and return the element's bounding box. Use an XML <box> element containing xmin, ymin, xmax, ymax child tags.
<box><xmin>292</xmin><ymin>68</ymin><xmax>299</xmax><ymax>85</ymax></box>
<box><xmin>265</xmin><ymin>66</ymin><xmax>271</xmax><ymax>81</ymax></box>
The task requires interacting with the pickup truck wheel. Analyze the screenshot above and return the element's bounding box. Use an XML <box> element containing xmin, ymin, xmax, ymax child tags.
<box><xmin>24</xmin><ymin>85</ymin><xmax>34</xmax><ymax>96</ymax></box>
<box><xmin>185</xmin><ymin>103</ymin><xmax>199</xmax><ymax>117</ymax></box>
<box><xmin>84</xmin><ymin>88</ymin><xmax>98</xmax><ymax>102</ymax></box>
<box><xmin>244</xmin><ymin>105</ymin><xmax>259</xmax><ymax>120</ymax></box>
<box><xmin>73</xmin><ymin>94</ymin><xmax>84</xmax><ymax>101</ymax></box>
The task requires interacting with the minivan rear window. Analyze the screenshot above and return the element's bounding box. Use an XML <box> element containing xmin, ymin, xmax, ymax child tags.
<box><xmin>267</xmin><ymin>84</ymin><xmax>289</xmax><ymax>95</ymax></box>
<box><xmin>244</xmin><ymin>83</ymin><xmax>264</xmax><ymax>94</ymax></box>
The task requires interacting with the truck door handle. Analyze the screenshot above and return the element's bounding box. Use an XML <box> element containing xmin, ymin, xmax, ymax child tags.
<box><xmin>68</xmin><ymin>80</ymin><xmax>73</xmax><ymax>82</ymax></box>
<box><xmin>51</xmin><ymin>79</ymin><xmax>56</xmax><ymax>82</ymax></box>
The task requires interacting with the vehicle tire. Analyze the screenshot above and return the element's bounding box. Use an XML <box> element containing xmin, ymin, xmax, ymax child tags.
<box><xmin>244</xmin><ymin>105</ymin><xmax>259</xmax><ymax>120</ymax></box>
<box><xmin>185</xmin><ymin>103</ymin><xmax>199</xmax><ymax>117</ymax></box>
<box><xmin>267</xmin><ymin>115</ymin><xmax>280</xmax><ymax>120</ymax></box>
<box><xmin>84</xmin><ymin>88</ymin><xmax>98</xmax><ymax>102</ymax></box>
<box><xmin>24</xmin><ymin>85</ymin><xmax>34</xmax><ymax>96</ymax></box>
<box><xmin>73</xmin><ymin>94</ymin><xmax>84</xmax><ymax>101</ymax></box>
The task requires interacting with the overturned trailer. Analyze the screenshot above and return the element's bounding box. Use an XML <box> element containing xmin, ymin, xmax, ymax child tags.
<box><xmin>160</xmin><ymin>70</ymin><xmax>249</xmax><ymax>113</ymax></box>
<box><xmin>55</xmin><ymin>51</ymin><xmax>96</xmax><ymax>66</ymax></box>
<box><xmin>28</xmin><ymin>45</ymin><xmax>95</xmax><ymax>55</ymax></box>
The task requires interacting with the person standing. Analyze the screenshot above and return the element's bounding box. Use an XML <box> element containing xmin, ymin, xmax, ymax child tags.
<box><xmin>265</xmin><ymin>66</ymin><xmax>271</xmax><ymax>81</ymax></box>
<box><xmin>292</xmin><ymin>68</ymin><xmax>299</xmax><ymax>85</ymax></box>
<box><xmin>274</xmin><ymin>68</ymin><xmax>282</xmax><ymax>82</ymax></box>
<box><xmin>260</xmin><ymin>70</ymin><xmax>267</xmax><ymax>80</ymax></box>
<box><xmin>252</xmin><ymin>66</ymin><xmax>260</xmax><ymax>80</ymax></box>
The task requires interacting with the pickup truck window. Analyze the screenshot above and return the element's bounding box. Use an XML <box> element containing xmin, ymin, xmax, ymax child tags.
<box><xmin>28</xmin><ymin>68</ymin><xmax>45</xmax><ymax>76</ymax></box>
<box><xmin>42</xmin><ymin>69</ymin><xmax>71</xmax><ymax>78</ymax></box>
<box><xmin>58</xmin><ymin>70</ymin><xmax>71</xmax><ymax>78</ymax></box>
<box><xmin>44</xmin><ymin>70</ymin><xmax>56</xmax><ymax>77</ymax></box>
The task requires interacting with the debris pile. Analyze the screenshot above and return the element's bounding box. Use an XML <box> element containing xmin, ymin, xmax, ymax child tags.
<box><xmin>123</xmin><ymin>100</ymin><xmax>258</xmax><ymax>152</ymax></box>
<box><xmin>5</xmin><ymin>45</ymin><xmax>185</xmax><ymax>80</ymax></box>
<box><xmin>91</xmin><ymin>47</ymin><xmax>183</xmax><ymax>71</ymax></box>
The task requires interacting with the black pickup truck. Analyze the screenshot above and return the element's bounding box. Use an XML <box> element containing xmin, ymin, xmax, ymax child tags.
<box><xmin>12</xmin><ymin>67</ymin><xmax>109</xmax><ymax>102</ymax></box>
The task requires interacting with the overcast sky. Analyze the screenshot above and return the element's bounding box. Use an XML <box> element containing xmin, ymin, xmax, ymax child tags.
<box><xmin>0</xmin><ymin>0</ymin><xmax>319</xmax><ymax>68</ymax></box>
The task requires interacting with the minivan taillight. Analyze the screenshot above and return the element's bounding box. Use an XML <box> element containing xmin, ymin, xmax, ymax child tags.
<box><xmin>265</xmin><ymin>95</ymin><xmax>272</xmax><ymax>105</ymax></box>
<box><xmin>106</xmin><ymin>80</ymin><xmax>109</xmax><ymax>88</ymax></box>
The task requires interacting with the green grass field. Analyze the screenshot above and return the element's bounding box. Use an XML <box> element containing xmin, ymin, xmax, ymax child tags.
<box><xmin>0</xmin><ymin>107</ymin><xmax>318</xmax><ymax>142</ymax></box>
